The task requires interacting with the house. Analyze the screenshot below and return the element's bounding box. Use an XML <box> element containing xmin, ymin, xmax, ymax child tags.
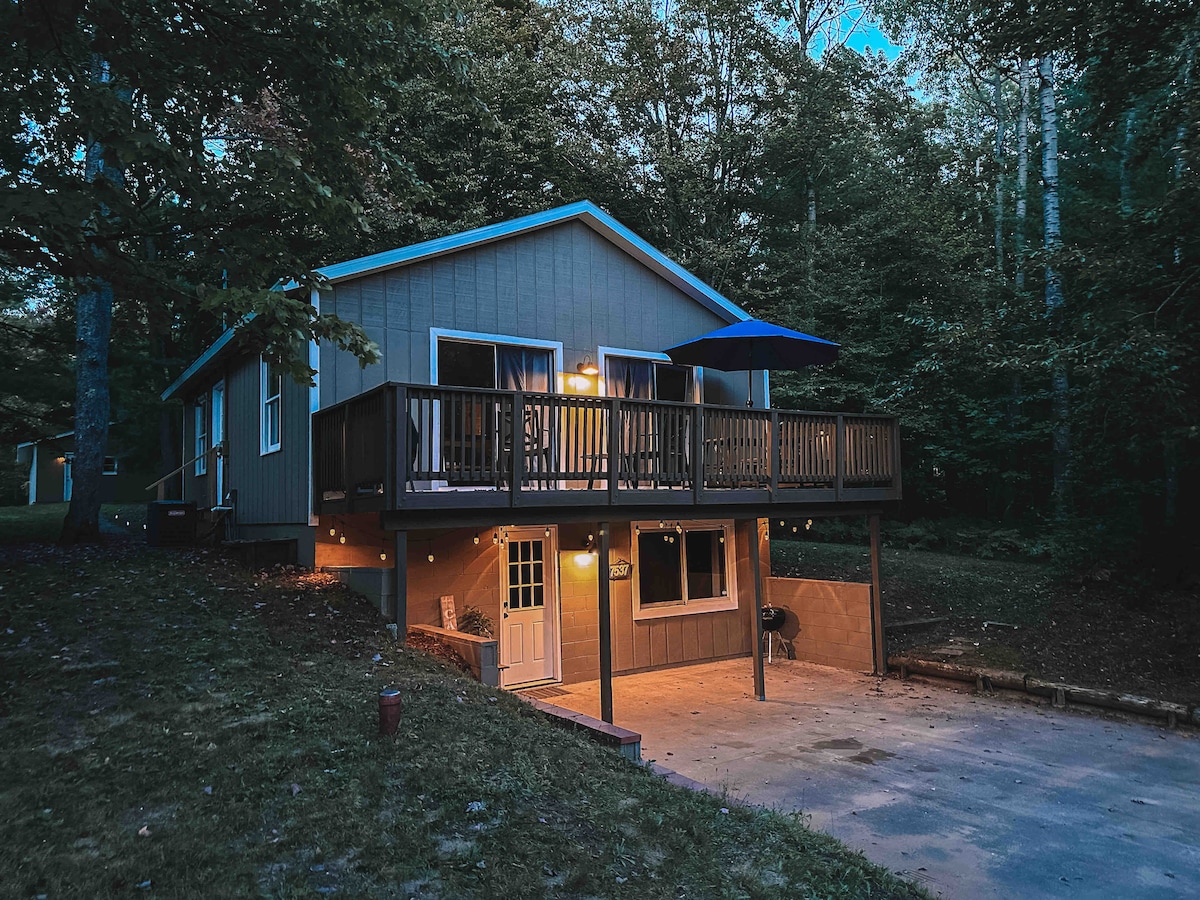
<box><xmin>16</xmin><ymin>429</ymin><xmax>150</xmax><ymax>505</ymax></box>
<box><xmin>162</xmin><ymin>202</ymin><xmax>900</xmax><ymax>714</ymax></box>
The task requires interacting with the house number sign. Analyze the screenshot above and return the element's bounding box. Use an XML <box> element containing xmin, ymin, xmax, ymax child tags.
<box><xmin>609</xmin><ymin>558</ymin><xmax>631</xmax><ymax>580</ymax></box>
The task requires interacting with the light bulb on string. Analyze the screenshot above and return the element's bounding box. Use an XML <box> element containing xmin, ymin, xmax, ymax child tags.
<box><xmin>339</xmin><ymin>534</ymin><xmax>346</xmax><ymax>544</ymax></box>
<box><xmin>427</xmin><ymin>539</ymin><xmax>435</xmax><ymax>563</ymax></box>
<box><xmin>675</xmin><ymin>523</ymin><xmax>682</xmax><ymax>534</ymax></box>
<box><xmin>545</xmin><ymin>527</ymin><xmax>551</xmax><ymax>537</ymax></box>
<box><xmin>473</xmin><ymin>533</ymin><xmax>480</xmax><ymax>545</ymax></box>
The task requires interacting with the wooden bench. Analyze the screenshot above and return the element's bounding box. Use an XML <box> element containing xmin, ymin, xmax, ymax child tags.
<box><xmin>521</xmin><ymin>696</ymin><xmax>641</xmax><ymax>761</ymax></box>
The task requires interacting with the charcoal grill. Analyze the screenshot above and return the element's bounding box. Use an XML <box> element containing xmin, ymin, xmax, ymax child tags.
<box><xmin>761</xmin><ymin>605</ymin><xmax>788</xmax><ymax>662</ymax></box>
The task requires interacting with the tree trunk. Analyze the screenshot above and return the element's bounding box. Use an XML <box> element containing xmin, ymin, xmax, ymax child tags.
<box><xmin>1015</xmin><ymin>60</ymin><xmax>1030</xmax><ymax>291</ymax></box>
<box><xmin>1119</xmin><ymin>108</ymin><xmax>1136</xmax><ymax>217</ymax></box>
<box><xmin>61</xmin><ymin>57</ymin><xmax>120</xmax><ymax>544</ymax></box>
<box><xmin>61</xmin><ymin>282</ymin><xmax>113</xmax><ymax>542</ymax></box>
<box><xmin>993</xmin><ymin>67</ymin><xmax>1006</xmax><ymax>274</ymax></box>
<box><xmin>1174</xmin><ymin>45</ymin><xmax>1193</xmax><ymax>264</ymax></box>
<box><xmin>1039</xmin><ymin>55</ymin><xmax>1070</xmax><ymax>518</ymax></box>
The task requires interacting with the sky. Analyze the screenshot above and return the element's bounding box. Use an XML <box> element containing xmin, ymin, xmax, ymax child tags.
<box><xmin>846</xmin><ymin>23</ymin><xmax>906</xmax><ymax>61</ymax></box>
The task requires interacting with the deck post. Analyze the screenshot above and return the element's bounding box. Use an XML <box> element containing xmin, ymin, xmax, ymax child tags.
<box><xmin>393</xmin><ymin>530</ymin><xmax>407</xmax><ymax>646</ymax></box>
<box><xmin>869</xmin><ymin>513</ymin><xmax>885</xmax><ymax>674</ymax></box>
<box><xmin>598</xmin><ymin>521</ymin><xmax>614</xmax><ymax>724</ymax></box>
<box><xmin>749</xmin><ymin>518</ymin><xmax>766</xmax><ymax>701</ymax></box>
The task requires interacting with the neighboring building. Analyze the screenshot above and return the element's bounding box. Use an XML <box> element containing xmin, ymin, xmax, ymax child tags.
<box><xmin>162</xmin><ymin>202</ymin><xmax>900</xmax><ymax>705</ymax></box>
<box><xmin>16</xmin><ymin>430</ymin><xmax>150</xmax><ymax>505</ymax></box>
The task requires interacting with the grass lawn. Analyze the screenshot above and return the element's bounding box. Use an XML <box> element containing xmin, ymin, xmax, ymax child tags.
<box><xmin>0</xmin><ymin>503</ymin><xmax>147</xmax><ymax>544</ymax></box>
<box><xmin>0</xmin><ymin>537</ymin><xmax>926</xmax><ymax>899</ymax></box>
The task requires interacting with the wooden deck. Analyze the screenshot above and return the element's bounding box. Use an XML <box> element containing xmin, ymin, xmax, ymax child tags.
<box><xmin>312</xmin><ymin>382</ymin><xmax>900</xmax><ymax>525</ymax></box>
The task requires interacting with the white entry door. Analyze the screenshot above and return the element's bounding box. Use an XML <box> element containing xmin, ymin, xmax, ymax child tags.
<box><xmin>500</xmin><ymin>527</ymin><xmax>558</xmax><ymax>687</ymax></box>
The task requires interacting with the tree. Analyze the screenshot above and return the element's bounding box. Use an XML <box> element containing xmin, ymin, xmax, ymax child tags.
<box><xmin>1</xmin><ymin>0</ymin><xmax>456</xmax><ymax>540</ymax></box>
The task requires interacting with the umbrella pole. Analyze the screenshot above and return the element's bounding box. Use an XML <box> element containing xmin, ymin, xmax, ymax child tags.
<box><xmin>746</xmin><ymin>369</ymin><xmax>753</xmax><ymax>407</ymax></box>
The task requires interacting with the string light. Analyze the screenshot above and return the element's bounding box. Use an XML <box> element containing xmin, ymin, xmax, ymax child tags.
<box><xmin>805</xmin><ymin>518</ymin><xmax>813</xmax><ymax>530</ymax></box>
<box><xmin>675</xmin><ymin>523</ymin><xmax>682</xmax><ymax>534</ymax></box>
<box><xmin>635</xmin><ymin>525</ymin><xmax>641</xmax><ymax>535</ymax></box>
<box><xmin>427</xmin><ymin>539</ymin><xmax>435</xmax><ymax>563</ymax></box>
<box><xmin>545</xmin><ymin>527</ymin><xmax>551</xmax><ymax>537</ymax></box>
<box><xmin>473</xmin><ymin>533</ymin><xmax>480</xmax><ymax>545</ymax></box>
<box><xmin>339</xmin><ymin>531</ymin><xmax>346</xmax><ymax>544</ymax></box>
<box><xmin>492</xmin><ymin>531</ymin><xmax>499</xmax><ymax>544</ymax></box>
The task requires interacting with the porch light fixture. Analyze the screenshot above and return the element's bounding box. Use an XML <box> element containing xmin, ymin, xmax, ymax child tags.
<box><xmin>577</xmin><ymin>356</ymin><xmax>599</xmax><ymax>376</ymax></box>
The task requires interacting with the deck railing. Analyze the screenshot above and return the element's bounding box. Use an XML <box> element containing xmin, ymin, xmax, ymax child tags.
<box><xmin>312</xmin><ymin>382</ymin><xmax>900</xmax><ymax>512</ymax></box>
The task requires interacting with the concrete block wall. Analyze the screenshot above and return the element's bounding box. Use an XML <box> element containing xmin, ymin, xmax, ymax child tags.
<box><xmin>765</xmin><ymin>577</ymin><xmax>874</xmax><ymax>671</ymax></box>
<box><xmin>558</xmin><ymin>548</ymin><xmax>601</xmax><ymax>685</ymax></box>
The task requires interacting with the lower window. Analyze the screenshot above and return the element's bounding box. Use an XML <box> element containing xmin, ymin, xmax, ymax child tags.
<box><xmin>632</xmin><ymin>520</ymin><xmax>737</xmax><ymax>619</ymax></box>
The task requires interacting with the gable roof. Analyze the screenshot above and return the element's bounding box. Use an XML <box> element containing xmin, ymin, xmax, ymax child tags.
<box><xmin>163</xmin><ymin>201</ymin><xmax>749</xmax><ymax>400</ymax></box>
<box><xmin>311</xmin><ymin>201</ymin><xmax>751</xmax><ymax>323</ymax></box>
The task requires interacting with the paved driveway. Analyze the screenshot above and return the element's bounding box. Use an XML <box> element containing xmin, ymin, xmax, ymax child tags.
<box><xmin>550</xmin><ymin>658</ymin><xmax>1200</xmax><ymax>899</ymax></box>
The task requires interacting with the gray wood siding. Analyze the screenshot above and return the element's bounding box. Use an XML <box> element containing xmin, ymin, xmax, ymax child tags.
<box><xmin>181</xmin><ymin>357</ymin><xmax>310</xmax><ymax>525</ymax></box>
<box><xmin>226</xmin><ymin>355</ymin><xmax>310</xmax><ymax>524</ymax></box>
<box><xmin>318</xmin><ymin>220</ymin><xmax>751</xmax><ymax>405</ymax></box>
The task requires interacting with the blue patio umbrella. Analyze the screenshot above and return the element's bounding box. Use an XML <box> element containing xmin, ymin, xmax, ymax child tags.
<box><xmin>664</xmin><ymin>319</ymin><xmax>839</xmax><ymax>405</ymax></box>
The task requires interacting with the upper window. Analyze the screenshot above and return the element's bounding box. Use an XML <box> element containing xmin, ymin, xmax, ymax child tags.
<box><xmin>194</xmin><ymin>395</ymin><xmax>209</xmax><ymax>474</ymax></box>
<box><xmin>604</xmin><ymin>355</ymin><xmax>694</xmax><ymax>402</ymax></box>
<box><xmin>631</xmin><ymin>520</ymin><xmax>737</xmax><ymax>620</ymax></box>
<box><xmin>261</xmin><ymin>357</ymin><xmax>283</xmax><ymax>454</ymax></box>
<box><xmin>102</xmin><ymin>457</ymin><xmax>118</xmax><ymax>476</ymax></box>
<box><xmin>436</xmin><ymin>337</ymin><xmax>552</xmax><ymax>393</ymax></box>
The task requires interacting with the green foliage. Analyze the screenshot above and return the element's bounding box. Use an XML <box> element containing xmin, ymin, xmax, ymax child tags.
<box><xmin>457</xmin><ymin>604</ymin><xmax>495</xmax><ymax>638</ymax></box>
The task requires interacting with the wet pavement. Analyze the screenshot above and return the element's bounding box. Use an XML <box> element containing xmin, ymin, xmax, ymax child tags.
<box><xmin>551</xmin><ymin>658</ymin><xmax>1200</xmax><ymax>899</ymax></box>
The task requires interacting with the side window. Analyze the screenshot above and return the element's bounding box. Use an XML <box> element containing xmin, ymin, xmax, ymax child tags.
<box><xmin>194</xmin><ymin>396</ymin><xmax>209</xmax><ymax>474</ymax></box>
<box><xmin>102</xmin><ymin>457</ymin><xmax>118</xmax><ymax>475</ymax></box>
<box><xmin>261</xmin><ymin>357</ymin><xmax>283</xmax><ymax>454</ymax></box>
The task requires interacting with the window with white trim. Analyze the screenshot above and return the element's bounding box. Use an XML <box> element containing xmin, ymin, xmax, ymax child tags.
<box><xmin>261</xmin><ymin>357</ymin><xmax>283</xmax><ymax>454</ymax></box>
<box><xmin>194</xmin><ymin>396</ymin><xmax>209</xmax><ymax>475</ymax></box>
<box><xmin>631</xmin><ymin>520</ymin><xmax>737</xmax><ymax>619</ymax></box>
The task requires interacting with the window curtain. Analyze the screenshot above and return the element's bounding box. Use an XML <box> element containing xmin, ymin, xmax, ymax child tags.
<box><xmin>605</xmin><ymin>357</ymin><xmax>653</xmax><ymax>399</ymax></box>
<box><xmin>498</xmin><ymin>346</ymin><xmax>551</xmax><ymax>394</ymax></box>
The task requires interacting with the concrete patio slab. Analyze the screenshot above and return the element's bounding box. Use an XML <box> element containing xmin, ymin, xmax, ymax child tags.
<box><xmin>551</xmin><ymin>658</ymin><xmax>1200</xmax><ymax>899</ymax></box>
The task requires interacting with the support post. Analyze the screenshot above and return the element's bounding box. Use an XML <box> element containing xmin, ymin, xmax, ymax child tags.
<box><xmin>598</xmin><ymin>521</ymin><xmax>614</xmax><ymax>724</ymax></box>
<box><xmin>749</xmin><ymin>518</ymin><xmax>766</xmax><ymax>701</ymax></box>
<box><xmin>869</xmin><ymin>513</ymin><xmax>885</xmax><ymax>674</ymax></box>
<box><xmin>393</xmin><ymin>530</ymin><xmax>408</xmax><ymax>645</ymax></box>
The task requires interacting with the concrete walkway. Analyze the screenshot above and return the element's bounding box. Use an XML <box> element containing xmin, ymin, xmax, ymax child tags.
<box><xmin>550</xmin><ymin>658</ymin><xmax>1200</xmax><ymax>899</ymax></box>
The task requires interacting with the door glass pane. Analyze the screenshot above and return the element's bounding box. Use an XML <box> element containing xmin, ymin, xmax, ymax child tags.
<box><xmin>509</xmin><ymin>542</ymin><xmax>519</xmax><ymax>563</ymax></box>
<box><xmin>685</xmin><ymin>529</ymin><xmax>727</xmax><ymax>600</ymax></box>
<box><xmin>509</xmin><ymin>586</ymin><xmax>519</xmax><ymax>607</ymax></box>
<box><xmin>438</xmin><ymin>339</ymin><xmax>496</xmax><ymax>388</ymax></box>
<box><xmin>638</xmin><ymin>531</ymin><xmax>683</xmax><ymax>606</ymax></box>
<box><xmin>533</xmin><ymin>584</ymin><xmax>544</xmax><ymax>607</ymax></box>
<box><xmin>521</xmin><ymin>586</ymin><xmax>532</xmax><ymax>608</ymax></box>
<box><xmin>655</xmin><ymin>363</ymin><xmax>692</xmax><ymax>402</ymax></box>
